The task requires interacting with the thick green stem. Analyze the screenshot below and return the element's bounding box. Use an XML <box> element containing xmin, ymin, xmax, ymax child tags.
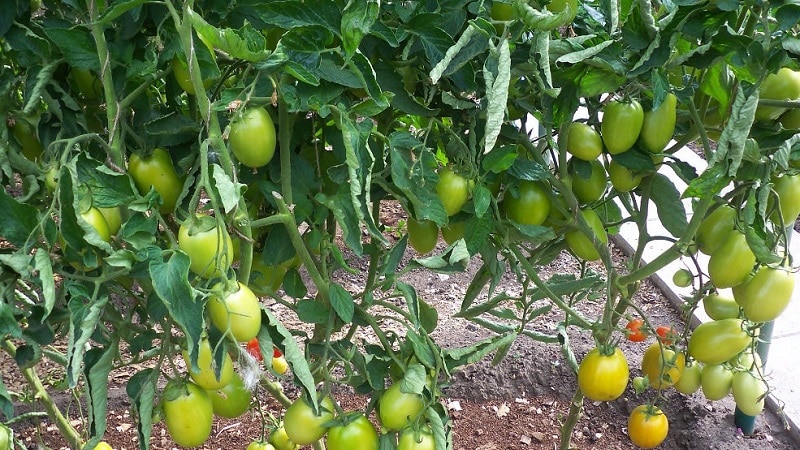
<box><xmin>559</xmin><ymin>388</ymin><xmax>584</xmax><ymax>450</ymax></box>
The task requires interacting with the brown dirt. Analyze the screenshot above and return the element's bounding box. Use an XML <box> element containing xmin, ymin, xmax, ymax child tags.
<box><xmin>2</xmin><ymin>202</ymin><xmax>798</xmax><ymax>450</ymax></box>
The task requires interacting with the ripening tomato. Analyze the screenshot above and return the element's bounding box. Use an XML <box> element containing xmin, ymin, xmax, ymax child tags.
<box><xmin>688</xmin><ymin>319</ymin><xmax>751</xmax><ymax>365</ymax></box>
<box><xmin>208</xmin><ymin>282</ymin><xmax>262</xmax><ymax>342</ymax></box>
<box><xmin>602</xmin><ymin>99</ymin><xmax>644</xmax><ymax>154</ymax></box>
<box><xmin>229</xmin><ymin>107</ymin><xmax>277</xmax><ymax>168</ymax></box>
<box><xmin>695</xmin><ymin>205</ymin><xmax>735</xmax><ymax>255</ymax></box>
<box><xmin>437</xmin><ymin>169</ymin><xmax>470</xmax><ymax>216</ymax></box>
<box><xmin>733</xmin><ymin>265</ymin><xmax>795</xmax><ymax>322</ymax></box>
<box><xmin>178</xmin><ymin>214</ymin><xmax>234</xmax><ymax>278</ymax></box>
<box><xmin>628</xmin><ymin>405</ymin><xmax>668</xmax><ymax>449</ymax></box>
<box><xmin>128</xmin><ymin>148</ymin><xmax>183</xmax><ymax>214</ymax></box>
<box><xmin>397</xmin><ymin>427</ymin><xmax>436</xmax><ymax>450</ymax></box>
<box><xmin>503</xmin><ymin>180</ymin><xmax>552</xmax><ymax>225</ymax></box>
<box><xmin>641</xmin><ymin>343</ymin><xmax>685</xmax><ymax>389</ymax></box>
<box><xmin>326</xmin><ymin>414</ymin><xmax>379</xmax><ymax>450</ymax></box>
<box><xmin>700</xmin><ymin>363</ymin><xmax>733</xmax><ymax>401</ymax></box>
<box><xmin>246</xmin><ymin>441</ymin><xmax>276</xmax><ymax>450</ymax></box>
<box><xmin>607</xmin><ymin>160</ymin><xmax>643</xmax><ymax>192</ymax></box>
<box><xmin>639</xmin><ymin>93</ymin><xmax>677</xmax><ymax>153</ymax></box>
<box><xmin>565</xmin><ymin>208</ymin><xmax>607</xmax><ymax>261</ymax></box>
<box><xmin>707</xmin><ymin>231</ymin><xmax>755</xmax><ymax>289</ymax></box>
<box><xmin>625</xmin><ymin>319</ymin><xmax>647</xmax><ymax>342</ymax></box>
<box><xmin>732</xmin><ymin>370</ymin><xmax>767</xmax><ymax>416</ymax></box>
<box><xmin>379</xmin><ymin>382</ymin><xmax>426</xmax><ymax>431</ymax></box>
<box><xmin>407</xmin><ymin>217</ymin><xmax>438</xmax><ymax>254</ymax></box>
<box><xmin>272</xmin><ymin>356</ymin><xmax>289</xmax><ymax>375</ymax></box>
<box><xmin>284</xmin><ymin>396</ymin><xmax>336</xmax><ymax>445</ymax></box>
<box><xmin>577</xmin><ymin>347</ymin><xmax>629</xmax><ymax>401</ymax></box>
<box><xmin>702</xmin><ymin>292</ymin><xmax>740</xmax><ymax>320</ymax></box>
<box><xmin>208</xmin><ymin>371</ymin><xmax>251</xmax><ymax>418</ymax></box>
<box><xmin>755</xmin><ymin>67</ymin><xmax>800</xmax><ymax>122</ymax></box>
<box><xmin>566</xmin><ymin>122</ymin><xmax>603</xmax><ymax>161</ymax></box>
<box><xmin>245</xmin><ymin>337</ymin><xmax>263</xmax><ymax>362</ymax></box>
<box><xmin>268</xmin><ymin>425</ymin><xmax>298</xmax><ymax>450</ymax></box>
<box><xmin>770</xmin><ymin>173</ymin><xmax>800</xmax><ymax>226</ymax></box>
<box><xmin>655</xmin><ymin>326</ymin><xmax>678</xmax><ymax>346</ymax></box>
<box><xmin>569</xmin><ymin>159</ymin><xmax>607</xmax><ymax>204</ymax></box>
<box><xmin>94</xmin><ymin>442</ymin><xmax>113</xmax><ymax>450</ymax></box>
<box><xmin>162</xmin><ymin>380</ymin><xmax>214</xmax><ymax>448</ymax></box>
<box><xmin>674</xmin><ymin>362</ymin><xmax>702</xmax><ymax>395</ymax></box>
<box><xmin>182</xmin><ymin>338</ymin><xmax>234</xmax><ymax>390</ymax></box>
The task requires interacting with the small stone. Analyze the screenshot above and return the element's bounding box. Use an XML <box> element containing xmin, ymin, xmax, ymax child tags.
<box><xmin>531</xmin><ymin>432</ymin><xmax>545</xmax><ymax>442</ymax></box>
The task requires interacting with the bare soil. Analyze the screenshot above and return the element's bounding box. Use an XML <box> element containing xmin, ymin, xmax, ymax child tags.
<box><xmin>2</xmin><ymin>202</ymin><xmax>798</xmax><ymax>450</ymax></box>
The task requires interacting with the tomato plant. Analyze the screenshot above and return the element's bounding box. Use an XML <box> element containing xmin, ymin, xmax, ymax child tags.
<box><xmin>407</xmin><ymin>218</ymin><xmax>438</xmax><ymax>254</ymax></box>
<box><xmin>577</xmin><ymin>347</ymin><xmax>629</xmax><ymax>401</ymax></box>
<box><xmin>732</xmin><ymin>370</ymin><xmax>767</xmax><ymax>416</ymax></box>
<box><xmin>641</xmin><ymin>343</ymin><xmax>684</xmax><ymax>389</ymax></box>
<box><xmin>700</xmin><ymin>364</ymin><xmax>733</xmax><ymax>401</ymax></box>
<box><xmin>326</xmin><ymin>413</ymin><xmax>379</xmax><ymax>450</ymax></box>
<box><xmin>566</xmin><ymin>122</ymin><xmax>603</xmax><ymax>161</ymax></box>
<box><xmin>602</xmin><ymin>99</ymin><xmax>643</xmax><ymax>155</ymax></box>
<box><xmin>733</xmin><ymin>265</ymin><xmax>795</xmax><ymax>322</ymax></box>
<box><xmin>182</xmin><ymin>338</ymin><xmax>234</xmax><ymax>391</ymax></box>
<box><xmin>208</xmin><ymin>371</ymin><xmax>251</xmax><ymax>419</ymax></box>
<box><xmin>178</xmin><ymin>214</ymin><xmax>234</xmax><ymax>279</ymax></box>
<box><xmin>565</xmin><ymin>208</ymin><xmax>607</xmax><ymax>261</ymax></box>
<box><xmin>128</xmin><ymin>148</ymin><xmax>184</xmax><ymax>214</ymax></box>
<box><xmin>229</xmin><ymin>107</ymin><xmax>277</xmax><ymax>168</ymax></box>
<box><xmin>503</xmin><ymin>180</ymin><xmax>552</xmax><ymax>225</ymax></box>
<box><xmin>437</xmin><ymin>169</ymin><xmax>470</xmax><ymax>216</ymax></box>
<box><xmin>398</xmin><ymin>427</ymin><xmax>436</xmax><ymax>450</ymax></box>
<box><xmin>208</xmin><ymin>282</ymin><xmax>262</xmax><ymax>342</ymax></box>
<box><xmin>639</xmin><ymin>93</ymin><xmax>677</xmax><ymax>153</ymax></box>
<box><xmin>628</xmin><ymin>405</ymin><xmax>669</xmax><ymax>449</ymax></box>
<box><xmin>379</xmin><ymin>381</ymin><xmax>426</xmax><ymax>431</ymax></box>
<box><xmin>625</xmin><ymin>319</ymin><xmax>647</xmax><ymax>342</ymax></box>
<box><xmin>283</xmin><ymin>396</ymin><xmax>335</xmax><ymax>445</ymax></box>
<box><xmin>162</xmin><ymin>380</ymin><xmax>214</xmax><ymax>448</ymax></box>
<box><xmin>688</xmin><ymin>319</ymin><xmax>751</xmax><ymax>365</ymax></box>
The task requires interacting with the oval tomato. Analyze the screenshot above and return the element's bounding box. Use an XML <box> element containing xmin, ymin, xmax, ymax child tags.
<box><xmin>437</xmin><ymin>169</ymin><xmax>470</xmax><ymax>216</ymax></box>
<box><xmin>702</xmin><ymin>292</ymin><xmax>740</xmax><ymax>320</ymax></box>
<box><xmin>732</xmin><ymin>370</ymin><xmax>767</xmax><ymax>416</ymax></box>
<box><xmin>284</xmin><ymin>396</ymin><xmax>335</xmax><ymax>445</ymax></box>
<box><xmin>503</xmin><ymin>180</ymin><xmax>551</xmax><ymax>225</ymax></box>
<box><xmin>655</xmin><ymin>325</ymin><xmax>678</xmax><ymax>346</ymax></box>
<box><xmin>733</xmin><ymin>265</ymin><xmax>795</xmax><ymax>322</ymax></box>
<box><xmin>700</xmin><ymin>363</ymin><xmax>733</xmax><ymax>401</ymax></box>
<box><xmin>208</xmin><ymin>282</ymin><xmax>262</xmax><ymax>342</ymax></box>
<box><xmin>407</xmin><ymin>218</ymin><xmax>438</xmax><ymax>254</ymax></box>
<box><xmin>97</xmin><ymin>206</ymin><xmax>122</xmax><ymax>236</ymax></box>
<box><xmin>625</xmin><ymin>319</ymin><xmax>646</xmax><ymax>342</ymax></box>
<box><xmin>397</xmin><ymin>427</ymin><xmax>436</xmax><ymax>450</ymax></box>
<box><xmin>641</xmin><ymin>343</ymin><xmax>684</xmax><ymax>389</ymax></box>
<box><xmin>566</xmin><ymin>122</ymin><xmax>603</xmax><ymax>161</ymax></box>
<box><xmin>688</xmin><ymin>319</ymin><xmax>751</xmax><ymax>365</ymax></box>
<box><xmin>607</xmin><ymin>160</ymin><xmax>643</xmax><ymax>192</ymax></box>
<box><xmin>565</xmin><ymin>208</ymin><xmax>607</xmax><ymax>261</ymax></box>
<box><xmin>441</xmin><ymin>221</ymin><xmax>465</xmax><ymax>244</ymax></box>
<box><xmin>268</xmin><ymin>425</ymin><xmax>298</xmax><ymax>450</ymax></box>
<box><xmin>755</xmin><ymin>67</ymin><xmax>800</xmax><ymax>122</ymax></box>
<box><xmin>178</xmin><ymin>214</ymin><xmax>234</xmax><ymax>278</ymax></box>
<box><xmin>208</xmin><ymin>371</ymin><xmax>251</xmax><ymax>418</ymax></box>
<box><xmin>628</xmin><ymin>405</ymin><xmax>668</xmax><ymax>449</ymax></box>
<box><xmin>546</xmin><ymin>0</ymin><xmax>578</xmax><ymax>20</ymax></box>
<box><xmin>70</xmin><ymin>68</ymin><xmax>102</xmax><ymax>101</ymax></box>
<box><xmin>379</xmin><ymin>382</ymin><xmax>426</xmax><ymax>431</ymax></box>
<box><xmin>182</xmin><ymin>338</ymin><xmax>234</xmax><ymax>390</ymax></box>
<box><xmin>490</xmin><ymin>1</ymin><xmax>514</xmax><ymax>21</ymax></box>
<box><xmin>0</xmin><ymin>423</ymin><xmax>11</xmax><ymax>450</ymax></box>
<box><xmin>707</xmin><ymin>231</ymin><xmax>755</xmax><ymax>289</ymax></box>
<box><xmin>780</xmin><ymin>108</ymin><xmax>800</xmax><ymax>129</ymax></box>
<box><xmin>770</xmin><ymin>173</ymin><xmax>800</xmax><ymax>226</ymax></box>
<box><xmin>639</xmin><ymin>93</ymin><xmax>677</xmax><ymax>153</ymax></box>
<box><xmin>230</xmin><ymin>107</ymin><xmax>277</xmax><ymax>168</ymax></box>
<box><xmin>162</xmin><ymin>380</ymin><xmax>214</xmax><ymax>448</ymax></box>
<box><xmin>81</xmin><ymin>207</ymin><xmax>112</xmax><ymax>243</ymax></box>
<box><xmin>674</xmin><ymin>362</ymin><xmax>702</xmax><ymax>395</ymax></box>
<box><xmin>246</xmin><ymin>441</ymin><xmax>276</xmax><ymax>450</ymax></box>
<box><xmin>272</xmin><ymin>356</ymin><xmax>289</xmax><ymax>375</ymax></box>
<box><xmin>172</xmin><ymin>53</ymin><xmax>215</xmax><ymax>96</ymax></box>
<box><xmin>569</xmin><ymin>159</ymin><xmax>607</xmax><ymax>204</ymax></box>
<box><xmin>11</xmin><ymin>118</ymin><xmax>44</xmax><ymax>161</ymax></box>
<box><xmin>94</xmin><ymin>442</ymin><xmax>112</xmax><ymax>450</ymax></box>
<box><xmin>602</xmin><ymin>99</ymin><xmax>644</xmax><ymax>154</ymax></box>
<box><xmin>326</xmin><ymin>414</ymin><xmax>379</xmax><ymax>450</ymax></box>
<box><xmin>577</xmin><ymin>347</ymin><xmax>629</xmax><ymax>401</ymax></box>
<box><xmin>128</xmin><ymin>148</ymin><xmax>183</xmax><ymax>214</ymax></box>
<box><xmin>695</xmin><ymin>204</ymin><xmax>735</xmax><ymax>255</ymax></box>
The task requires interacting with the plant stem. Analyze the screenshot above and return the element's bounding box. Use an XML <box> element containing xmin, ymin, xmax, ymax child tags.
<box><xmin>559</xmin><ymin>388</ymin><xmax>584</xmax><ymax>450</ymax></box>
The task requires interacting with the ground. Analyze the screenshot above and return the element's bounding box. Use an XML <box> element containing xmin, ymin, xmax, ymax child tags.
<box><xmin>2</xmin><ymin>202</ymin><xmax>798</xmax><ymax>450</ymax></box>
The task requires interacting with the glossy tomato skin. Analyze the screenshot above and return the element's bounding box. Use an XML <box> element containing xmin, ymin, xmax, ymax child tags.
<box><xmin>577</xmin><ymin>347</ymin><xmax>629</xmax><ymax>401</ymax></box>
<box><xmin>569</xmin><ymin>159</ymin><xmax>606</xmax><ymax>204</ymax></box>
<box><xmin>688</xmin><ymin>319</ymin><xmax>751</xmax><ymax>365</ymax></box>
<box><xmin>208</xmin><ymin>282</ymin><xmax>262</xmax><ymax>342</ymax></box>
<box><xmin>565</xmin><ymin>209</ymin><xmax>607</xmax><ymax>261</ymax></box>
<box><xmin>407</xmin><ymin>218</ymin><xmax>438</xmax><ymax>254</ymax></box>
<box><xmin>379</xmin><ymin>382</ymin><xmax>426</xmax><ymax>431</ymax></box>
<box><xmin>707</xmin><ymin>231</ymin><xmax>755</xmax><ymax>289</ymax></box>
<box><xmin>732</xmin><ymin>370</ymin><xmax>767</xmax><ymax>416</ymax></box>
<box><xmin>437</xmin><ymin>169</ymin><xmax>470</xmax><ymax>216</ymax></box>
<box><xmin>441</xmin><ymin>221</ymin><xmax>465</xmax><ymax>244</ymax></box>
<box><xmin>625</xmin><ymin>319</ymin><xmax>646</xmax><ymax>342</ymax></box>
<box><xmin>397</xmin><ymin>427</ymin><xmax>436</xmax><ymax>450</ymax></box>
<box><xmin>566</xmin><ymin>122</ymin><xmax>603</xmax><ymax>161</ymax></box>
<box><xmin>607</xmin><ymin>160</ymin><xmax>643</xmax><ymax>192</ymax></box>
<box><xmin>208</xmin><ymin>371</ymin><xmax>251</xmax><ymax>418</ymax></box>
<box><xmin>755</xmin><ymin>67</ymin><xmax>800</xmax><ymax>122</ymax></box>
<box><xmin>97</xmin><ymin>206</ymin><xmax>122</xmax><ymax>236</ymax></box>
<box><xmin>81</xmin><ymin>207</ymin><xmax>112</xmax><ymax>243</ymax></box>
<box><xmin>490</xmin><ymin>1</ymin><xmax>514</xmax><ymax>21</ymax></box>
<box><xmin>702</xmin><ymin>293</ymin><xmax>740</xmax><ymax>320</ymax></box>
<box><xmin>171</xmin><ymin>54</ymin><xmax>214</xmax><ymax>96</ymax></box>
<box><xmin>700</xmin><ymin>364</ymin><xmax>733</xmax><ymax>401</ymax></box>
<box><xmin>246</xmin><ymin>441</ymin><xmax>276</xmax><ymax>450</ymax></box>
<box><xmin>781</xmin><ymin>108</ymin><xmax>800</xmax><ymax>129</ymax></box>
<box><xmin>639</xmin><ymin>93</ymin><xmax>677</xmax><ymax>153</ymax></box>
<box><xmin>770</xmin><ymin>173</ymin><xmax>800</xmax><ymax>226</ymax></box>
<box><xmin>178</xmin><ymin>214</ymin><xmax>234</xmax><ymax>279</ymax></box>
<box><xmin>326</xmin><ymin>414</ymin><xmax>379</xmax><ymax>450</ymax></box>
<box><xmin>641</xmin><ymin>343</ymin><xmax>685</xmax><ymax>389</ymax></box>
<box><xmin>733</xmin><ymin>265</ymin><xmax>795</xmax><ymax>322</ymax></box>
<box><xmin>628</xmin><ymin>405</ymin><xmax>668</xmax><ymax>449</ymax></box>
<box><xmin>162</xmin><ymin>380</ymin><xmax>214</xmax><ymax>448</ymax></box>
<box><xmin>70</xmin><ymin>68</ymin><xmax>102</xmax><ymax>101</ymax></box>
<box><xmin>11</xmin><ymin>118</ymin><xmax>44</xmax><ymax>161</ymax></box>
<box><xmin>546</xmin><ymin>0</ymin><xmax>578</xmax><ymax>19</ymax></box>
<box><xmin>230</xmin><ymin>107</ymin><xmax>277</xmax><ymax>168</ymax></box>
<box><xmin>602</xmin><ymin>100</ymin><xmax>644</xmax><ymax>154</ymax></box>
<box><xmin>272</xmin><ymin>355</ymin><xmax>289</xmax><ymax>375</ymax></box>
<box><xmin>182</xmin><ymin>338</ymin><xmax>234</xmax><ymax>390</ymax></box>
<box><xmin>0</xmin><ymin>423</ymin><xmax>11</xmax><ymax>450</ymax></box>
<box><xmin>128</xmin><ymin>148</ymin><xmax>183</xmax><ymax>214</ymax></box>
<box><xmin>268</xmin><ymin>426</ymin><xmax>298</xmax><ymax>450</ymax></box>
<box><xmin>284</xmin><ymin>396</ymin><xmax>335</xmax><ymax>445</ymax></box>
<box><xmin>674</xmin><ymin>362</ymin><xmax>702</xmax><ymax>395</ymax></box>
<box><xmin>695</xmin><ymin>205</ymin><xmax>735</xmax><ymax>255</ymax></box>
<box><xmin>503</xmin><ymin>180</ymin><xmax>551</xmax><ymax>225</ymax></box>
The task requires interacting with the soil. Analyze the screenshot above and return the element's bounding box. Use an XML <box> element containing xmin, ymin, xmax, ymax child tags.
<box><xmin>2</xmin><ymin>202</ymin><xmax>798</xmax><ymax>450</ymax></box>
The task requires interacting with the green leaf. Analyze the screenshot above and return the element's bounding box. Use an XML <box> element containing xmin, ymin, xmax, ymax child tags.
<box><xmin>34</xmin><ymin>249</ymin><xmax>56</xmax><ymax>319</ymax></box>
<box><xmin>211</xmin><ymin>164</ymin><xmax>244</xmax><ymax>214</ymax></box>
<box><xmin>340</xmin><ymin>0</ymin><xmax>379</xmax><ymax>59</ymax></box>
<box><xmin>0</xmin><ymin>189</ymin><xmax>39</xmax><ymax>249</ymax></box>
<box><xmin>253</xmin><ymin>0</ymin><xmax>342</xmax><ymax>31</ymax></box>
<box><xmin>190</xmin><ymin>14</ymin><xmax>270</xmax><ymax>62</ymax></box>
<box><xmin>43</xmin><ymin>28</ymin><xmax>100</xmax><ymax>71</ymax></box>
<box><xmin>296</xmin><ymin>299</ymin><xmax>330</xmax><ymax>324</ymax></box>
<box><xmin>482</xmin><ymin>38</ymin><xmax>511</xmax><ymax>155</ymax></box>
<box><xmin>329</xmin><ymin>283</ymin><xmax>355</xmax><ymax>323</ymax></box>
<box><xmin>507</xmin><ymin>158</ymin><xmax>549</xmax><ymax>181</ymax></box>
<box><xmin>442</xmin><ymin>332</ymin><xmax>517</xmax><ymax>372</ymax></box>
<box><xmin>0</xmin><ymin>301</ymin><xmax>22</xmax><ymax>340</ymax></box>
<box><xmin>430</xmin><ymin>23</ymin><xmax>479</xmax><ymax>84</ymax></box>
<box><xmin>67</xmin><ymin>292</ymin><xmax>109</xmax><ymax>386</ymax></box>
<box><xmin>126</xmin><ymin>369</ymin><xmax>156</xmax><ymax>450</ymax></box>
<box><xmin>711</xmin><ymin>86</ymin><xmax>758</xmax><ymax>177</ymax></box>
<box><xmin>0</xmin><ymin>377</ymin><xmax>14</xmax><ymax>421</ymax></box>
<box><xmin>650</xmin><ymin>173</ymin><xmax>688</xmax><ymax>237</ymax></box>
<box><xmin>84</xmin><ymin>343</ymin><xmax>117</xmax><ymax>439</ymax></box>
<box><xmin>388</xmin><ymin>134</ymin><xmax>448</xmax><ymax>225</ymax></box>
<box><xmin>97</xmin><ymin>0</ymin><xmax>147</xmax><ymax>24</ymax></box>
<box><xmin>263</xmin><ymin>308</ymin><xmax>317</xmax><ymax>405</ymax></box>
<box><xmin>515</xmin><ymin>1</ymin><xmax>578</xmax><ymax>31</ymax></box>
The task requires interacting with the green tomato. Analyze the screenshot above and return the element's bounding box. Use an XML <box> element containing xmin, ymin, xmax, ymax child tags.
<box><xmin>733</xmin><ymin>265</ymin><xmax>795</xmax><ymax>322</ymax></box>
<box><xmin>81</xmin><ymin>207</ymin><xmax>112</xmax><ymax>243</ymax></box>
<box><xmin>607</xmin><ymin>160</ymin><xmax>643</xmax><ymax>192</ymax></box>
<box><xmin>407</xmin><ymin>218</ymin><xmax>438</xmax><ymax>254</ymax></box>
<box><xmin>700</xmin><ymin>364</ymin><xmax>733</xmax><ymax>401</ymax></box>
<box><xmin>565</xmin><ymin>208</ymin><xmax>607</xmax><ymax>261</ymax></box>
<box><xmin>602</xmin><ymin>99</ymin><xmax>644</xmax><ymax>154</ymax></box>
<box><xmin>566</xmin><ymin>122</ymin><xmax>603</xmax><ymax>161</ymax></box>
<box><xmin>128</xmin><ymin>148</ymin><xmax>183</xmax><ymax>214</ymax></box>
<box><xmin>441</xmin><ymin>221</ymin><xmax>465</xmax><ymax>245</ymax></box>
<box><xmin>246</xmin><ymin>441</ymin><xmax>276</xmax><ymax>450</ymax></box>
<box><xmin>437</xmin><ymin>169</ymin><xmax>470</xmax><ymax>216</ymax></box>
<box><xmin>780</xmin><ymin>108</ymin><xmax>800</xmax><ymax>129</ymax></box>
<box><xmin>11</xmin><ymin>118</ymin><xmax>44</xmax><ymax>161</ymax></box>
<box><xmin>70</xmin><ymin>68</ymin><xmax>102</xmax><ymax>101</ymax></box>
<box><xmin>208</xmin><ymin>371</ymin><xmax>251</xmax><ymax>418</ymax></box>
<box><xmin>688</xmin><ymin>319</ymin><xmax>751</xmax><ymax>365</ymax></box>
<box><xmin>284</xmin><ymin>396</ymin><xmax>335</xmax><ymax>445</ymax></box>
<box><xmin>639</xmin><ymin>93</ymin><xmax>677</xmax><ymax>153</ymax></box>
<box><xmin>502</xmin><ymin>180</ymin><xmax>551</xmax><ymax>225</ymax></box>
<box><xmin>672</xmin><ymin>268</ymin><xmax>693</xmax><ymax>288</ymax></box>
<box><xmin>490</xmin><ymin>1</ymin><xmax>514</xmax><ymax>21</ymax></box>
<box><xmin>230</xmin><ymin>107</ymin><xmax>277</xmax><ymax>168</ymax></box>
<box><xmin>182</xmin><ymin>338</ymin><xmax>235</xmax><ymax>390</ymax></box>
<box><xmin>569</xmin><ymin>159</ymin><xmax>607</xmax><ymax>204</ymax></box>
<box><xmin>770</xmin><ymin>173</ymin><xmax>800</xmax><ymax>226</ymax></box>
<box><xmin>577</xmin><ymin>347</ymin><xmax>629</xmax><ymax>402</ymax></box>
<box><xmin>708</xmin><ymin>231</ymin><xmax>755</xmax><ymax>289</ymax></box>
<box><xmin>171</xmin><ymin>46</ymin><xmax>216</xmax><ymax>96</ymax></box>
<box><xmin>268</xmin><ymin>425</ymin><xmax>298</xmax><ymax>450</ymax></box>
<box><xmin>250</xmin><ymin>254</ymin><xmax>290</xmax><ymax>295</ymax></box>
<box><xmin>208</xmin><ymin>282</ymin><xmax>262</xmax><ymax>342</ymax></box>
<box><xmin>702</xmin><ymin>292</ymin><xmax>740</xmax><ymax>320</ymax></box>
<box><xmin>755</xmin><ymin>67</ymin><xmax>800</xmax><ymax>122</ymax></box>
<box><xmin>326</xmin><ymin>414</ymin><xmax>379</xmax><ymax>450</ymax></box>
<box><xmin>379</xmin><ymin>382</ymin><xmax>426</xmax><ymax>431</ymax></box>
<box><xmin>97</xmin><ymin>206</ymin><xmax>122</xmax><ymax>236</ymax></box>
<box><xmin>695</xmin><ymin>205</ymin><xmax>735</xmax><ymax>255</ymax></box>
<box><xmin>732</xmin><ymin>370</ymin><xmax>768</xmax><ymax>416</ymax></box>
<box><xmin>0</xmin><ymin>423</ymin><xmax>11</xmax><ymax>450</ymax></box>
<box><xmin>397</xmin><ymin>427</ymin><xmax>436</xmax><ymax>450</ymax></box>
<box><xmin>178</xmin><ymin>214</ymin><xmax>234</xmax><ymax>279</ymax></box>
<box><xmin>674</xmin><ymin>362</ymin><xmax>703</xmax><ymax>395</ymax></box>
<box><xmin>546</xmin><ymin>0</ymin><xmax>578</xmax><ymax>20</ymax></box>
<box><xmin>162</xmin><ymin>380</ymin><xmax>214</xmax><ymax>448</ymax></box>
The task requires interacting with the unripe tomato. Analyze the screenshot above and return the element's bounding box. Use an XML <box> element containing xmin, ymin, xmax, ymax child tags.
<box><xmin>780</xmin><ymin>108</ymin><xmax>800</xmax><ymax>129</ymax></box>
<box><xmin>437</xmin><ymin>169</ymin><xmax>470</xmax><ymax>216</ymax></box>
<box><xmin>208</xmin><ymin>371</ymin><xmax>251</xmax><ymax>418</ymax></box>
<box><xmin>178</xmin><ymin>214</ymin><xmax>234</xmax><ymax>278</ymax></box>
<box><xmin>407</xmin><ymin>218</ymin><xmax>438</xmax><ymax>254</ymax></box>
<box><xmin>702</xmin><ymin>292</ymin><xmax>740</xmax><ymax>320</ymax></box>
<box><xmin>97</xmin><ymin>206</ymin><xmax>122</xmax><ymax>236</ymax></box>
<box><xmin>268</xmin><ymin>425</ymin><xmax>298</xmax><ymax>450</ymax></box>
<box><xmin>182</xmin><ymin>338</ymin><xmax>234</xmax><ymax>390</ymax></box>
<box><xmin>397</xmin><ymin>427</ymin><xmax>436</xmax><ymax>450</ymax></box>
<box><xmin>229</xmin><ymin>107</ymin><xmax>277</xmax><ymax>168</ymax></box>
<box><xmin>565</xmin><ymin>208</ymin><xmax>607</xmax><ymax>261</ymax></box>
<box><xmin>246</xmin><ymin>441</ymin><xmax>276</xmax><ymax>450</ymax></box>
<box><xmin>128</xmin><ymin>148</ymin><xmax>183</xmax><ymax>214</ymax></box>
<box><xmin>700</xmin><ymin>363</ymin><xmax>733</xmax><ymax>401</ymax></box>
<box><xmin>688</xmin><ymin>319</ymin><xmax>751</xmax><ymax>365</ymax></box>
<box><xmin>732</xmin><ymin>370</ymin><xmax>767</xmax><ymax>416</ymax></box>
<box><xmin>490</xmin><ymin>1</ymin><xmax>514</xmax><ymax>21</ymax></box>
<box><xmin>208</xmin><ymin>282</ymin><xmax>262</xmax><ymax>342</ymax></box>
<box><xmin>546</xmin><ymin>0</ymin><xmax>578</xmax><ymax>20</ymax></box>
<box><xmin>81</xmin><ymin>207</ymin><xmax>112</xmax><ymax>243</ymax></box>
<box><xmin>326</xmin><ymin>414</ymin><xmax>379</xmax><ymax>450</ymax></box>
<box><xmin>639</xmin><ymin>93</ymin><xmax>677</xmax><ymax>153</ymax></box>
<box><xmin>566</xmin><ymin>122</ymin><xmax>603</xmax><ymax>161</ymax></box>
<box><xmin>70</xmin><ymin>68</ymin><xmax>102</xmax><ymax>101</ymax></box>
<box><xmin>441</xmin><ymin>221</ymin><xmax>465</xmax><ymax>244</ymax></box>
<box><xmin>641</xmin><ymin>343</ymin><xmax>685</xmax><ymax>389</ymax></box>
<box><xmin>770</xmin><ymin>173</ymin><xmax>800</xmax><ymax>226</ymax></box>
<box><xmin>569</xmin><ymin>159</ymin><xmax>607</xmax><ymax>204</ymax></box>
<box><xmin>162</xmin><ymin>380</ymin><xmax>214</xmax><ymax>448</ymax></box>
<box><xmin>602</xmin><ymin>99</ymin><xmax>644</xmax><ymax>154</ymax></box>
<box><xmin>379</xmin><ymin>382</ymin><xmax>426</xmax><ymax>431</ymax></box>
<box><xmin>695</xmin><ymin>204</ymin><xmax>735</xmax><ymax>255</ymax></box>
<box><xmin>94</xmin><ymin>442</ymin><xmax>113</xmax><ymax>450</ymax></box>
<box><xmin>607</xmin><ymin>160</ymin><xmax>643</xmax><ymax>192</ymax></box>
<box><xmin>0</xmin><ymin>423</ymin><xmax>11</xmax><ymax>450</ymax></box>
<box><xmin>674</xmin><ymin>362</ymin><xmax>702</xmax><ymax>395</ymax></box>
<box><xmin>733</xmin><ymin>265</ymin><xmax>795</xmax><ymax>322</ymax></box>
<box><xmin>502</xmin><ymin>180</ymin><xmax>551</xmax><ymax>225</ymax></box>
<box><xmin>755</xmin><ymin>67</ymin><xmax>800</xmax><ymax>122</ymax></box>
<box><xmin>272</xmin><ymin>355</ymin><xmax>289</xmax><ymax>375</ymax></box>
<box><xmin>628</xmin><ymin>405</ymin><xmax>668</xmax><ymax>449</ymax></box>
<box><xmin>672</xmin><ymin>269</ymin><xmax>693</xmax><ymax>288</ymax></box>
<box><xmin>707</xmin><ymin>231</ymin><xmax>755</xmax><ymax>289</ymax></box>
<box><xmin>11</xmin><ymin>118</ymin><xmax>44</xmax><ymax>161</ymax></box>
<box><xmin>284</xmin><ymin>396</ymin><xmax>335</xmax><ymax>445</ymax></box>
<box><xmin>577</xmin><ymin>347</ymin><xmax>629</xmax><ymax>401</ymax></box>
<box><xmin>172</xmin><ymin>49</ymin><xmax>215</xmax><ymax>96</ymax></box>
